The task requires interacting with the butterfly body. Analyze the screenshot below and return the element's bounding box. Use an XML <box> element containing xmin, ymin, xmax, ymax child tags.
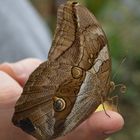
<box><xmin>12</xmin><ymin>1</ymin><xmax>111</xmax><ymax>140</ymax></box>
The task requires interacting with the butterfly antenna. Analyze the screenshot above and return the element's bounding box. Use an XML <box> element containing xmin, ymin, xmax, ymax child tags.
<box><xmin>112</xmin><ymin>56</ymin><xmax>126</xmax><ymax>80</ymax></box>
<box><xmin>90</xmin><ymin>66</ymin><xmax>111</xmax><ymax>117</ymax></box>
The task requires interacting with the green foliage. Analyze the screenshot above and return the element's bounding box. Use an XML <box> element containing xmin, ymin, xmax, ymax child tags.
<box><xmin>85</xmin><ymin>0</ymin><xmax>108</xmax><ymax>14</ymax></box>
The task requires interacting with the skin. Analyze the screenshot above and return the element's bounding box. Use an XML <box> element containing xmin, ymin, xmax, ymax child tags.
<box><xmin>0</xmin><ymin>58</ymin><xmax>124</xmax><ymax>140</ymax></box>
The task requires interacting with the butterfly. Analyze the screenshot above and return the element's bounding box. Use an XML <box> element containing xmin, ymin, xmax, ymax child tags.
<box><xmin>12</xmin><ymin>1</ymin><xmax>112</xmax><ymax>140</ymax></box>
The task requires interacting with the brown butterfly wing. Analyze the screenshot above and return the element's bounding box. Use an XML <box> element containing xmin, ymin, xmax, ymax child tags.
<box><xmin>75</xmin><ymin>3</ymin><xmax>110</xmax><ymax>70</ymax></box>
<box><xmin>50</xmin><ymin>2</ymin><xmax>111</xmax><ymax>137</ymax></box>
<box><xmin>12</xmin><ymin>61</ymin><xmax>86</xmax><ymax>140</ymax></box>
<box><xmin>61</xmin><ymin>46</ymin><xmax>111</xmax><ymax>135</ymax></box>
<box><xmin>12</xmin><ymin>61</ymin><xmax>56</xmax><ymax>140</ymax></box>
<box><xmin>48</xmin><ymin>1</ymin><xmax>77</xmax><ymax>62</ymax></box>
<box><xmin>48</xmin><ymin>2</ymin><xmax>108</xmax><ymax>71</ymax></box>
<box><xmin>61</xmin><ymin>3</ymin><xmax>112</xmax><ymax>134</ymax></box>
<box><xmin>12</xmin><ymin>1</ymin><xmax>111</xmax><ymax>140</ymax></box>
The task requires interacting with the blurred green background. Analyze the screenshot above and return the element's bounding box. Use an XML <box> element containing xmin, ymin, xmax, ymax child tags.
<box><xmin>30</xmin><ymin>0</ymin><xmax>140</xmax><ymax>139</ymax></box>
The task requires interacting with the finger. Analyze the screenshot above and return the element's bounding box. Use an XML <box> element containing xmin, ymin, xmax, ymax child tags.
<box><xmin>0</xmin><ymin>71</ymin><xmax>22</xmax><ymax>109</ymax></box>
<box><xmin>0</xmin><ymin>71</ymin><xmax>22</xmax><ymax>137</ymax></box>
<box><xmin>0</xmin><ymin>58</ymin><xmax>42</xmax><ymax>86</ymax></box>
<box><xmin>59</xmin><ymin>111</ymin><xmax>124</xmax><ymax>140</ymax></box>
<box><xmin>0</xmin><ymin>72</ymin><xmax>36</xmax><ymax>140</ymax></box>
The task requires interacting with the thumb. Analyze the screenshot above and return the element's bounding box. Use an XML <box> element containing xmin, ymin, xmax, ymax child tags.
<box><xmin>0</xmin><ymin>58</ymin><xmax>42</xmax><ymax>86</ymax></box>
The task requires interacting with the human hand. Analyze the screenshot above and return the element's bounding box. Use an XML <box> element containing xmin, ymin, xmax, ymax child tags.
<box><xmin>0</xmin><ymin>58</ymin><xmax>124</xmax><ymax>140</ymax></box>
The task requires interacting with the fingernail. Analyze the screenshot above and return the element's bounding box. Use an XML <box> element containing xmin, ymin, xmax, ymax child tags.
<box><xmin>104</xmin><ymin>130</ymin><xmax>117</xmax><ymax>135</ymax></box>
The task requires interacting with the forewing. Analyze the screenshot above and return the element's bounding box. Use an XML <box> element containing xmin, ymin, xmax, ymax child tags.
<box><xmin>74</xmin><ymin>3</ymin><xmax>109</xmax><ymax>70</ymax></box>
